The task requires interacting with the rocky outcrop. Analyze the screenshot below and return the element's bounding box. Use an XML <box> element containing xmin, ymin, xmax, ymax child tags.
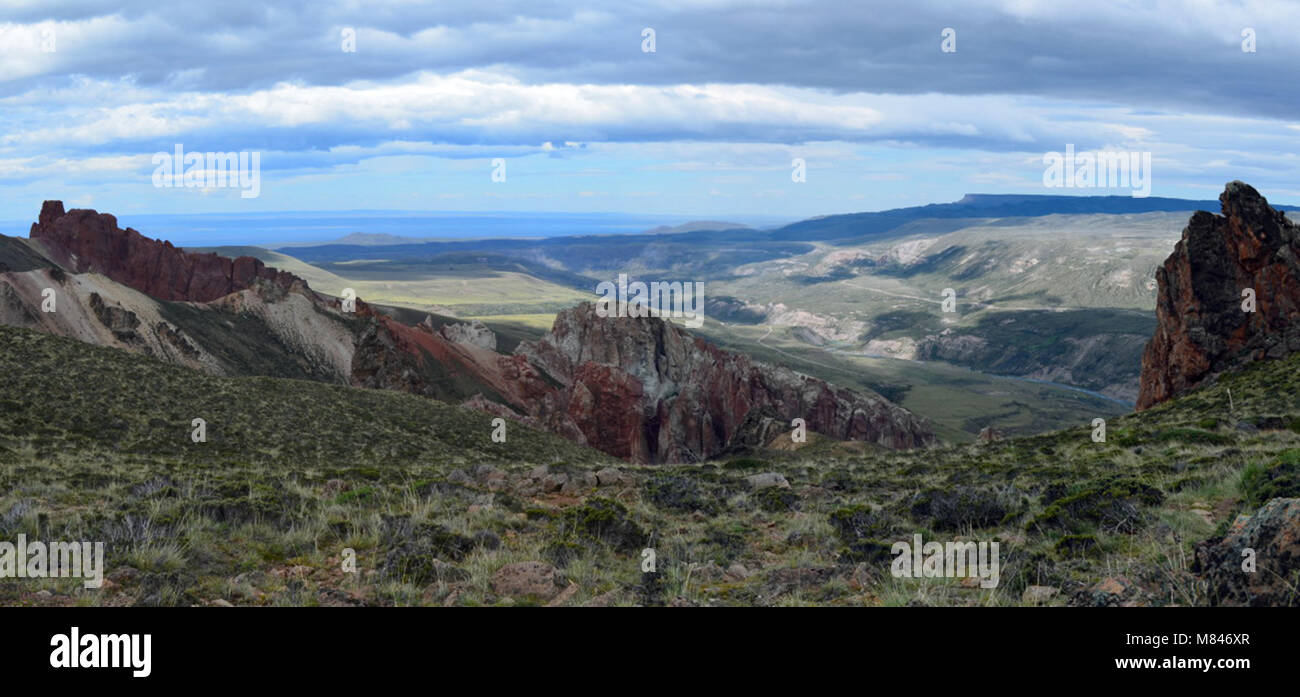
<box><xmin>1138</xmin><ymin>182</ymin><xmax>1300</xmax><ymax>409</ymax></box>
<box><xmin>513</xmin><ymin>303</ymin><xmax>935</xmax><ymax>463</ymax></box>
<box><xmin>437</xmin><ymin>319</ymin><xmax>497</xmax><ymax>350</ymax></box>
<box><xmin>1193</xmin><ymin>498</ymin><xmax>1300</xmax><ymax>606</ymax></box>
<box><xmin>29</xmin><ymin>201</ymin><xmax>304</xmax><ymax>302</ymax></box>
<box><xmin>17</xmin><ymin>201</ymin><xmax>933</xmax><ymax>464</ymax></box>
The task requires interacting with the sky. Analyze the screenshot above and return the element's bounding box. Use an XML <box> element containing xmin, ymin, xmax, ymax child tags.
<box><xmin>2</xmin><ymin>0</ymin><xmax>1300</xmax><ymax>228</ymax></box>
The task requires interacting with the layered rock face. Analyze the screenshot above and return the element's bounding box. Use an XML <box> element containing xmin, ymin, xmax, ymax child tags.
<box><xmin>514</xmin><ymin>303</ymin><xmax>935</xmax><ymax>463</ymax></box>
<box><xmin>15</xmin><ymin>201</ymin><xmax>934</xmax><ymax>463</ymax></box>
<box><xmin>29</xmin><ymin>201</ymin><xmax>302</xmax><ymax>302</ymax></box>
<box><xmin>1137</xmin><ymin>182</ymin><xmax>1300</xmax><ymax>409</ymax></box>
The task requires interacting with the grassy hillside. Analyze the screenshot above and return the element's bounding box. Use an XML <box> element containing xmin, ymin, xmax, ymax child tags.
<box><xmin>193</xmin><ymin>245</ymin><xmax>589</xmax><ymax>323</ymax></box>
<box><xmin>3</xmin><ymin>323</ymin><xmax>1298</xmax><ymax>607</ymax></box>
<box><xmin>0</xmin><ymin>325</ymin><xmax>607</xmax><ymax>470</ymax></box>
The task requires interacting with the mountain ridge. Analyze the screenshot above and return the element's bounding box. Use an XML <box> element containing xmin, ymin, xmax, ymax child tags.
<box><xmin>3</xmin><ymin>201</ymin><xmax>933</xmax><ymax>463</ymax></box>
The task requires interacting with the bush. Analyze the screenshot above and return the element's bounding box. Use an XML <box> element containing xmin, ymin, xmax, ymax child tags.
<box><xmin>1153</xmin><ymin>428</ymin><xmax>1232</xmax><ymax>446</ymax></box>
<box><xmin>827</xmin><ymin>504</ymin><xmax>897</xmax><ymax>563</ymax></box>
<box><xmin>1240</xmin><ymin>449</ymin><xmax>1300</xmax><ymax>508</ymax></box>
<box><xmin>909</xmin><ymin>485</ymin><xmax>1022</xmax><ymax>531</ymax></box>
<box><xmin>552</xmin><ymin>497</ymin><xmax>645</xmax><ymax>553</ymax></box>
<box><xmin>702</xmin><ymin>521</ymin><xmax>750</xmax><ymax>564</ymax></box>
<box><xmin>1030</xmin><ymin>477</ymin><xmax>1164</xmax><ymax>534</ymax></box>
<box><xmin>755</xmin><ymin>486</ymin><xmax>798</xmax><ymax>512</ymax></box>
<box><xmin>645</xmin><ymin>475</ymin><xmax>715</xmax><ymax>513</ymax></box>
<box><xmin>1054</xmin><ymin>534</ymin><xmax>1100</xmax><ymax>558</ymax></box>
<box><xmin>381</xmin><ymin>517</ymin><xmax>479</xmax><ymax>561</ymax></box>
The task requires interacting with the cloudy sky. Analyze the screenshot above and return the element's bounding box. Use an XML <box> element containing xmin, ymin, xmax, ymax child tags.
<box><xmin>2</xmin><ymin>0</ymin><xmax>1299</xmax><ymax>225</ymax></box>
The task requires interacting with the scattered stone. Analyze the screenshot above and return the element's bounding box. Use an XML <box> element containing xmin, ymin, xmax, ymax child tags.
<box><xmin>1022</xmin><ymin>585</ymin><xmax>1059</xmax><ymax>605</ymax></box>
<box><xmin>560</xmin><ymin>471</ymin><xmax>597</xmax><ymax>495</ymax></box>
<box><xmin>107</xmin><ymin>567</ymin><xmax>140</xmax><ymax>584</ymax></box>
<box><xmin>323</xmin><ymin>479</ymin><xmax>350</xmax><ymax>494</ymax></box>
<box><xmin>491</xmin><ymin>561</ymin><xmax>562</xmax><ymax>600</ymax></box>
<box><xmin>595</xmin><ymin>467</ymin><xmax>625</xmax><ymax>487</ymax></box>
<box><xmin>846</xmin><ymin>562</ymin><xmax>874</xmax><ymax>591</ymax></box>
<box><xmin>545</xmin><ymin>582</ymin><xmax>580</xmax><ymax>607</ymax></box>
<box><xmin>691</xmin><ymin>561</ymin><xmax>724</xmax><ymax>584</ymax></box>
<box><xmin>746</xmin><ymin>472</ymin><xmax>791</xmax><ymax>490</ymax></box>
<box><xmin>758</xmin><ymin>566</ymin><xmax>835</xmax><ymax>602</ymax></box>
<box><xmin>582</xmin><ymin>589</ymin><xmax>622</xmax><ymax>607</ymax></box>
<box><xmin>1071</xmin><ymin>575</ymin><xmax>1146</xmax><ymax>607</ymax></box>
<box><xmin>725</xmin><ymin>563</ymin><xmax>750</xmax><ymax>581</ymax></box>
<box><xmin>541</xmin><ymin>473</ymin><xmax>568</xmax><ymax>493</ymax></box>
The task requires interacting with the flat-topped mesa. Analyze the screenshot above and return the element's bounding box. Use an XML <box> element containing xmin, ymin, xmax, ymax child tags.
<box><xmin>29</xmin><ymin>200</ymin><xmax>306</xmax><ymax>303</ymax></box>
<box><xmin>1137</xmin><ymin>182</ymin><xmax>1300</xmax><ymax>409</ymax></box>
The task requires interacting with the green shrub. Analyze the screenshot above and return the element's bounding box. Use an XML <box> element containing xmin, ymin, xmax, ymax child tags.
<box><xmin>1054</xmin><ymin>534</ymin><xmax>1100</xmax><ymax>558</ymax></box>
<box><xmin>1240</xmin><ymin>449</ymin><xmax>1300</xmax><ymax>508</ymax></box>
<box><xmin>827</xmin><ymin>504</ymin><xmax>897</xmax><ymax>563</ymax></box>
<box><xmin>645</xmin><ymin>475</ymin><xmax>716</xmax><ymax>513</ymax></box>
<box><xmin>1153</xmin><ymin>428</ymin><xmax>1232</xmax><ymax>446</ymax></box>
<box><xmin>551</xmin><ymin>497</ymin><xmax>645</xmax><ymax>553</ymax></box>
<box><xmin>755</xmin><ymin>486</ymin><xmax>798</xmax><ymax>512</ymax></box>
<box><xmin>1031</xmin><ymin>477</ymin><xmax>1164</xmax><ymax>534</ymax></box>
<box><xmin>909</xmin><ymin>485</ymin><xmax>1022</xmax><ymax>531</ymax></box>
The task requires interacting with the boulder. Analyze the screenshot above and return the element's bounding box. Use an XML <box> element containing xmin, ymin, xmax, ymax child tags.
<box><xmin>491</xmin><ymin>561</ymin><xmax>562</xmax><ymax>600</ymax></box>
<box><xmin>1193</xmin><ymin>497</ymin><xmax>1300</xmax><ymax>606</ymax></box>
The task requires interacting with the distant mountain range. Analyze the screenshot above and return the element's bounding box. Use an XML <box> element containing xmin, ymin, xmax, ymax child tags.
<box><xmin>769</xmin><ymin>193</ymin><xmax>1300</xmax><ymax>242</ymax></box>
<box><xmin>276</xmin><ymin>192</ymin><xmax>1300</xmax><ymax>257</ymax></box>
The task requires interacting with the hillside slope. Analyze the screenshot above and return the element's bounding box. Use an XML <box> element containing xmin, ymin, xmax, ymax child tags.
<box><xmin>2</xmin><ymin>321</ymin><xmax>1297</xmax><ymax>607</ymax></box>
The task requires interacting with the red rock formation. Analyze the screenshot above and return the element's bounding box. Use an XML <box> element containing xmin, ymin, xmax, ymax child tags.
<box><xmin>1137</xmin><ymin>182</ymin><xmax>1300</xmax><ymax>409</ymax></box>
<box><xmin>29</xmin><ymin>201</ymin><xmax>303</xmax><ymax>302</ymax></box>
<box><xmin>25</xmin><ymin>200</ymin><xmax>935</xmax><ymax>463</ymax></box>
<box><xmin>514</xmin><ymin>303</ymin><xmax>935</xmax><ymax>463</ymax></box>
